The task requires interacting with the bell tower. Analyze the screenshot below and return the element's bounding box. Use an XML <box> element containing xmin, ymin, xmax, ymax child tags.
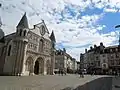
<box><xmin>50</xmin><ymin>30</ymin><xmax>56</xmax><ymax>75</ymax></box>
<box><xmin>14</xmin><ymin>13</ymin><xmax>29</xmax><ymax>76</ymax></box>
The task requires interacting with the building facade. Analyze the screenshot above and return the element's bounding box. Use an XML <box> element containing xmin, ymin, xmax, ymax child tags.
<box><xmin>55</xmin><ymin>49</ymin><xmax>77</xmax><ymax>73</ymax></box>
<box><xmin>81</xmin><ymin>43</ymin><xmax>105</xmax><ymax>74</ymax></box>
<box><xmin>76</xmin><ymin>61</ymin><xmax>80</xmax><ymax>70</ymax></box>
<box><xmin>81</xmin><ymin>42</ymin><xmax>120</xmax><ymax>74</ymax></box>
<box><xmin>0</xmin><ymin>13</ymin><xmax>56</xmax><ymax>76</ymax></box>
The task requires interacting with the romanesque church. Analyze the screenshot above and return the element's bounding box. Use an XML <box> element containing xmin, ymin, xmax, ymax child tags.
<box><xmin>0</xmin><ymin>13</ymin><xmax>56</xmax><ymax>76</ymax></box>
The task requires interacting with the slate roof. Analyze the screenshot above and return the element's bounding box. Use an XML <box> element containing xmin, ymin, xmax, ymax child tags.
<box><xmin>16</xmin><ymin>13</ymin><xmax>29</xmax><ymax>29</ymax></box>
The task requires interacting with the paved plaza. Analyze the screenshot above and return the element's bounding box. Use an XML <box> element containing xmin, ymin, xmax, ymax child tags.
<box><xmin>0</xmin><ymin>74</ymin><xmax>108</xmax><ymax>90</ymax></box>
<box><xmin>112</xmin><ymin>77</ymin><xmax>120</xmax><ymax>90</ymax></box>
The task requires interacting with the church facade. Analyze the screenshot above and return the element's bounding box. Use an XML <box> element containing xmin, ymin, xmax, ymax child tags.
<box><xmin>0</xmin><ymin>13</ymin><xmax>56</xmax><ymax>76</ymax></box>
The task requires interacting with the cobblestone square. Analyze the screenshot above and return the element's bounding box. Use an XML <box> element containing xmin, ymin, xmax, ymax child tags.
<box><xmin>0</xmin><ymin>74</ymin><xmax>107</xmax><ymax>90</ymax></box>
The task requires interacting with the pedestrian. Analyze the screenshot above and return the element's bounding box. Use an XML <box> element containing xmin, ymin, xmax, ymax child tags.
<box><xmin>64</xmin><ymin>69</ymin><xmax>66</xmax><ymax>75</ymax></box>
<box><xmin>58</xmin><ymin>69</ymin><xmax>60</xmax><ymax>76</ymax></box>
<box><xmin>79</xmin><ymin>69</ymin><xmax>83</xmax><ymax>78</ymax></box>
<box><xmin>61</xmin><ymin>68</ymin><xmax>63</xmax><ymax>76</ymax></box>
<box><xmin>90</xmin><ymin>71</ymin><xmax>93</xmax><ymax>76</ymax></box>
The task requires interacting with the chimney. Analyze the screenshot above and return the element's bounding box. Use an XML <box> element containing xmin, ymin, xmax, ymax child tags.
<box><xmin>63</xmin><ymin>48</ymin><xmax>66</xmax><ymax>53</ymax></box>
<box><xmin>100</xmin><ymin>42</ymin><xmax>103</xmax><ymax>46</ymax></box>
<box><xmin>90</xmin><ymin>46</ymin><xmax>93</xmax><ymax>50</ymax></box>
<box><xmin>94</xmin><ymin>45</ymin><xmax>97</xmax><ymax>48</ymax></box>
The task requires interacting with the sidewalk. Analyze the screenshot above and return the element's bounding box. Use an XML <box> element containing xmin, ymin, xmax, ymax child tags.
<box><xmin>0</xmin><ymin>74</ymin><xmax>108</xmax><ymax>90</ymax></box>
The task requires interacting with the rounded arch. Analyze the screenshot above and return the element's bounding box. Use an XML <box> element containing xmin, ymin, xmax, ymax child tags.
<box><xmin>34</xmin><ymin>57</ymin><xmax>44</xmax><ymax>75</ymax></box>
<box><xmin>34</xmin><ymin>60</ymin><xmax>39</xmax><ymax>75</ymax></box>
<box><xmin>39</xmin><ymin>39</ymin><xmax>44</xmax><ymax>52</ymax></box>
<box><xmin>25</xmin><ymin>56</ymin><xmax>34</xmax><ymax>73</ymax></box>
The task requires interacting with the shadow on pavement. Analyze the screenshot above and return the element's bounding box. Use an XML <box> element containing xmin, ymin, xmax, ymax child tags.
<box><xmin>61</xmin><ymin>87</ymin><xmax>73</xmax><ymax>90</ymax></box>
<box><xmin>61</xmin><ymin>77</ymin><xmax>112</xmax><ymax>90</ymax></box>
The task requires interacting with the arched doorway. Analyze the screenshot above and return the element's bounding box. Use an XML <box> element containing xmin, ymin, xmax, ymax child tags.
<box><xmin>34</xmin><ymin>57</ymin><xmax>44</xmax><ymax>75</ymax></box>
<box><xmin>25</xmin><ymin>57</ymin><xmax>33</xmax><ymax>74</ymax></box>
<box><xmin>34</xmin><ymin>60</ymin><xmax>39</xmax><ymax>75</ymax></box>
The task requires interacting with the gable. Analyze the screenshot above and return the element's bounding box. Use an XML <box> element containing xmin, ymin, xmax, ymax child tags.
<box><xmin>35</xmin><ymin>21</ymin><xmax>49</xmax><ymax>34</ymax></box>
<box><xmin>29</xmin><ymin>22</ymin><xmax>50</xmax><ymax>41</ymax></box>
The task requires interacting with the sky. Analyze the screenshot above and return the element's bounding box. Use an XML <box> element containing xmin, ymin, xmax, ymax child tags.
<box><xmin>1</xmin><ymin>0</ymin><xmax>120</xmax><ymax>61</ymax></box>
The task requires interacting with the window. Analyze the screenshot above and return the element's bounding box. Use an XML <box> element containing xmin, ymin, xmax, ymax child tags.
<box><xmin>39</xmin><ymin>39</ymin><xmax>44</xmax><ymax>52</ymax></box>
<box><xmin>116</xmin><ymin>54</ymin><xmax>119</xmax><ymax>58</ymax></box>
<box><xmin>98</xmin><ymin>61</ymin><xmax>100</xmax><ymax>66</ymax></box>
<box><xmin>23</xmin><ymin>30</ymin><xmax>26</xmax><ymax>36</ymax></box>
<box><xmin>8</xmin><ymin>45</ymin><xmax>11</xmax><ymax>56</ymax></box>
<box><xmin>111</xmin><ymin>61</ymin><xmax>114</xmax><ymax>65</ymax></box>
<box><xmin>19</xmin><ymin>29</ymin><xmax>22</xmax><ymax>36</ymax></box>
<box><xmin>103</xmin><ymin>55</ymin><xmax>105</xmax><ymax>57</ymax></box>
<box><xmin>96</xmin><ymin>56</ymin><xmax>99</xmax><ymax>60</ymax></box>
<box><xmin>111</xmin><ymin>54</ymin><xmax>114</xmax><ymax>58</ymax></box>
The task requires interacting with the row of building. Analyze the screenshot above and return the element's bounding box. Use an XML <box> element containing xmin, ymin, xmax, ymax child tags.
<box><xmin>80</xmin><ymin>42</ymin><xmax>120</xmax><ymax>74</ymax></box>
<box><xmin>0</xmin><ymin>13</ymin><xmax>79</xmax><ymax>76</ymax></box>
<box><xmin>55</xmin><ymin>49</ymin><xmax>80</xmax><ymax>74</ymax></box>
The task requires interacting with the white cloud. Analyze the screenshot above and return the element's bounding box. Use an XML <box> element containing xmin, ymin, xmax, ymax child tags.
<box><xmin>104</xmin><ymin>8</ymin><xmax>118</xmax><ymax>12</ymax></box>
<box><xmin>0</xmin><ymin>0</ymin><xmax>120</xmax><ymax>60</ymax></box>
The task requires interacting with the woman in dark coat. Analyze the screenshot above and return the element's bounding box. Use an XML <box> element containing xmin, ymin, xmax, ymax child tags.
<box><xmin>79</xmin><ymin>69</ymin><xmax>84</xmax><ymax>78</ymax></box>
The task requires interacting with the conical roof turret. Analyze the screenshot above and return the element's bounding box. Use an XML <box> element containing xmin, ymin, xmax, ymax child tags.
<box><xmin>50</xmin><ymin>30</ymin><xmax>56</xmax><ymax>42</ymax></box>
<box><xmin>16</xmin><ymin>13</ymin><xmax>29</xmax><ymax>29</ymax></box>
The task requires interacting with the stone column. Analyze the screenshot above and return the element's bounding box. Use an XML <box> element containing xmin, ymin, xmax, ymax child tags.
<box><xmin>50</xmin><ymin>49</ymin><xmax>55</xmax><ymax>75</ymax></box>
<box><xmin>29</xmin><ymin>63</ymin><xmax>34</xmax><ymax>76</ymax></box>
<box><xmin>14</xmin><ymin>41</ymin><xmax>21</xmax><ymax>75</ymax></box>
<box><xmin>20</xmin><ymin>40</ymin><xmax>28</xmax><ymax>76</ymax></box>
<box><xmin>43</xmin><ymin>60</ymin><xmax>46</xmax><ymax>75</ymax></box>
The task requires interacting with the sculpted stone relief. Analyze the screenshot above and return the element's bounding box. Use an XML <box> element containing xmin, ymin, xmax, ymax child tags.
<box><xmin>26</xmin><ymin>29</ymin><xmax>52</xmax><ymax>55</ymax></box>
<box><xmin>27</xmin><ymin>43</ymin><xmax>37</xmax><ymax>51</ymax></box>
<box><xmin>40</xmin><ymin>25</ymin><xmax>46</xmax><ymax>36</ymax></box>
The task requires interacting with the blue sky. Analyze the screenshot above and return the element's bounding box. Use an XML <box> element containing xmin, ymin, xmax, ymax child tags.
<box><xmin>1</xmin><ymin>0</ymin><xmax>120</xmax><ymax>60</ymax></box>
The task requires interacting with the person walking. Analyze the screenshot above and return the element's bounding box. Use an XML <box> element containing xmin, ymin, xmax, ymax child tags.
<box><xmin>79</xmin><ymin>69</ymin><xmax>83</xmax><ymax>78</ymax></box>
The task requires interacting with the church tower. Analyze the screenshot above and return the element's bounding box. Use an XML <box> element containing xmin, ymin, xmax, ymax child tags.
<box><xmin>14</xmin><ymin>13</ymin><xmax>29</xmax><ymax>75</ymax></box>
<box><xmin>16</xmin><ymin>13</ymin><xmax>28</xmax><ymax>37</ymax></box>
<box><xmin>50</xmin><ymin>30</ymin><xmax>56</xmax><ymax>74</ymax></box>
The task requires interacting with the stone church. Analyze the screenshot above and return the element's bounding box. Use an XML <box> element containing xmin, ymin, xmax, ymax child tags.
<box><xmin>0</xmin><ymin>13</ymin><xmax>56</xmax><ymax>76</ymax></box>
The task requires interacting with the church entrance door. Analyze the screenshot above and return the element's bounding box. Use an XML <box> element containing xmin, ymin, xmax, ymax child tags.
<box><xmin>34</xmin><ymin>60</ymin><xmax>39</xmax><ymax>75</ymax></box>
